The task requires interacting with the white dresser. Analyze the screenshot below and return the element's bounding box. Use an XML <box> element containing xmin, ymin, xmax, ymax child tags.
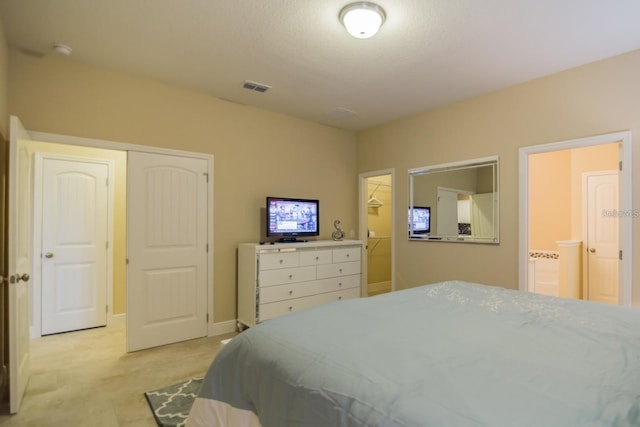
<box><xmin>237</xmin><ymin>240</ymin><xmax>363</xmax><ymax>329</ymax></box>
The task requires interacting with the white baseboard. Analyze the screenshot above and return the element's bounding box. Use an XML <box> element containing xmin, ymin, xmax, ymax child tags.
<box><xmin>209</xmin><ymin>319</ymin><xmax>237</xmax><ymax>337</ymax></box>
<box><xmin>110</xmin><ymin>312</ymin><xmax>126</xmax><ymax>327</ymax></box>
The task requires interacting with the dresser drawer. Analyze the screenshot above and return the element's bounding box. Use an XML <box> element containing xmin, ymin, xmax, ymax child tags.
<box><xmin>258</xmin><ymin>287</ymin><xmax>360</xmax><ymax>322</ymax></box>
<box><xmin>299</xmin><ymin>249</ymin><xmax>332</xmax><ymax>266</ymax></box>
<box><xmin>259</xmin><ymin>251</ymin><xmax>299</xmax><ymax>270</ymax></box>
<box><xmin>316</xmin><ymin>274</ymin><xmax>361</xmax><ymax>292</ymax></box>
<box><xmin>259</xmin><ymin>274</ymin><xmax>360</xmax><ymax>304</ymax></box>
<box><xmin>317</xmin><ymin>261</ymin><xmax>360</xmax><ymax>279</ymax></box>
<box><xmin>259</xmin><ymin>280</ymin><xmax>323</xmax><ymax>304</ymax></box>
<box><xmin>258</xmin><ymin>266</ymin><xmax>316</xmax><ymax>287</ymax></box>
<box><xmin>332</xmin><ymin>247</ymin><xmax>361</xmax><ymax>263</ymax></box>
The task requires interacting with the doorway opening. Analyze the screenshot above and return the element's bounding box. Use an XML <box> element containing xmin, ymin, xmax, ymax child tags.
<box><xmin>519</xmin><ymin>131</ymin><xmax>632</xmax><ymax>306</ymax></box>
<box><xmin>35</xmin><ymin>153</ymin><xmax>115</xmax><ymax>336</ymax></box>
<box><xmin>359</xmin><ymin>169</ymin><xmax>395</xmax><ymax>297</ymax></box>
<box><xmin>27</xmin><ymin>142</ymin><xmax>124</xmax><ymax>339</ymax></box>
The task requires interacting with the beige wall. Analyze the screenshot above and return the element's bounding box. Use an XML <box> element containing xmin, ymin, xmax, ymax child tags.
<box><xmin>8</xmin><ymin>48</ymin><xmax>358</xmax><ymax>322</ymax></box>
<box><xmin>529</xmin><ymin>150</ymin><xmax>572</xmax><ymax>250</ymax></box>
<box><xmin>5</xmin><ymin>29</ymin><xmax>640</xmax><ymax>325</ymax></box>
<box><xmin>0</xmin><ymin>17</ymin><xmax>7</xmax><ymax>140</ymax></box>
<box><xmin>357</xmin><ymin>49</ymin><xmax>640</xmax><ymax>305</ymax></box>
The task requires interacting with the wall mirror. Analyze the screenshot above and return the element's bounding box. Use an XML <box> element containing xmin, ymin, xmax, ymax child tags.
<box><xmin>408</xmin><ymin>156</ymin><xmax>499</xmax><ymax>244</ymax></box>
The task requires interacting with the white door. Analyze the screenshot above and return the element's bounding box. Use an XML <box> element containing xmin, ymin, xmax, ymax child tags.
<box><xmin>127</xmin><ymin>151</ymin><xmax>209</xmax><ymax>352</ymax></box>
<box><xmin>436</xmin><ymin>188</ymin><xmax>458</xmax><ymax>237</ymax></box>
<box><xmin>584</xmin><ymin>172</ymin><xmax>619</xmax><ymax>305</ymax></box>
<box><xmin>40</xmin><ymin>157</ymin><xmax>110</xmax><ymax>335</ymax></box>
<box><xmin>8</xmin><ymin>116</ymin><xmax>32</xmax><ymax>413</ymax></box>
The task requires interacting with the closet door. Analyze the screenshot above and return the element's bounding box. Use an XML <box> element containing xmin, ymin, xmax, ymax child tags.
<box><xmin>126</xmin><ymin>151</ymin><xmax>209</xmax><ymax>352</ymax></box>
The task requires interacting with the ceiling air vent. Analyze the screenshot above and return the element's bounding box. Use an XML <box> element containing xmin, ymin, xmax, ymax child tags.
<box><xmin>242</xmin><ymin>80</ymin><xmax>271</xmax><ymax>93</ymax></box>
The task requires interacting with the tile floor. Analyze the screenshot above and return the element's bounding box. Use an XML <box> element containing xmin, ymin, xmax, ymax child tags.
<box><xmin>0</xmin><ymin>320</ymin><xmax>235</xmax><ymax>426</ymax></box>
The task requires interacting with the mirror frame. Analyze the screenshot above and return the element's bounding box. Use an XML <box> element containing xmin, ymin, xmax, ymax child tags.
<box><xmin>408</xmin><ymin>155</ymin><xmax>499</xmax><ymax>244</ymax></box>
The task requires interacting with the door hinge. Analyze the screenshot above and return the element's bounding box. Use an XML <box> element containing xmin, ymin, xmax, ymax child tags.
<box><xmin>620</xmin><ymin>250</ymin><xmax>623</xmax><ymax>260</ymax></box>
<box><xmin>126</xmin><ymin>258</ymin><xmax>129</xmax><ymax>265</ymax></box>
<box><xmin>106</xmin><ymin>177</ymin><xmax>109</xmax><ymax>186</ymax></box>
<box><xmin>106</xmin><ymin>304</ymin><xmax>109</xmax><ymax>313</ymax></box>
<box><xmin>206</xmin><ymin>243</ymin><xmax>209</xmax><ymax>253</ymax></box>
<box><xmin>106</xmin><ymin>241</ymin><xmax>109</xmax><ymax>250</ymax></box>
<box><xmin>206</xmin><ymin>313</ymin><xmax>209</xmax><ymax>322</ymax></box>
<box><xmin>203</xmin><ymin>172</ymin><xmax>209</xmax><ymax>183</ymax></box>
<box><xmin>619</xmin><ymin>160</ymin><xmax>623</xmax><ymax>171</ymax></box>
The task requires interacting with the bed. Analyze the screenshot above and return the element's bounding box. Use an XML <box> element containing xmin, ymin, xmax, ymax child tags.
<box><xmin>186</xmin><ymin>281</ymin><xmax>640</xmax><ymax>427</ymax></box>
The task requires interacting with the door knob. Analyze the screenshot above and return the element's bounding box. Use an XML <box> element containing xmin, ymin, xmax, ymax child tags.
<box><xmin>589</xmin><ymin>248</ymin><xmax>596</xmax><ymax>253</ymax></box>
<box><xmin>44</xmin><ymin>252</ymin><xmax>54</xmax><ymax>258</ymax></box>
<box><xmin>16</xmin><ymin>273</ymin><xmax>30</xmax><ymax>283</ymax></box>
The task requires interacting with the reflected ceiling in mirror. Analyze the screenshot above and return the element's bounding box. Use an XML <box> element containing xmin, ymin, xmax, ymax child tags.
<box><xmin>408</xmin><ymin>156</ymin><xmax>499</xmax><ymax>244</ymax></box>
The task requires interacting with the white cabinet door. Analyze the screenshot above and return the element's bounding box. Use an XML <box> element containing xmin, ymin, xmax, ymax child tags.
<box><xmin>8</xmin><ymin>116</ymin><xmax>31</xmax><ymax>413</ymax></box>
<box><xmin>127</xmin><ymin>151</ymin><xmax>209</xmax><ymax>352</ymax></box>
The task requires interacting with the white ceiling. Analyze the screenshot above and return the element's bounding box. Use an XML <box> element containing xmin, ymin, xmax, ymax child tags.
<box><xmin>2</xmin><ymin>0</ymin><xmax>640</xmax><ymax>131</ymax></box>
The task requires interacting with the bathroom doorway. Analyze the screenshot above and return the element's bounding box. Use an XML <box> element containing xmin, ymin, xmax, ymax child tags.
<box><xmin>359</xmin><ymin>169</ymin><xmax>395</xmax><ymax>297</ymax></box>
<box><xmin>519</xmin><ymin>131</ymin><xmax>632</xmax><ymax>306</ymax></box>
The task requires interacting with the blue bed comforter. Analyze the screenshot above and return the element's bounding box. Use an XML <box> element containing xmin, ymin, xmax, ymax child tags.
<box><xmin>191</xmin><ymin>281</ymin><xmax>640</xmax><ymax>427</ymax></box>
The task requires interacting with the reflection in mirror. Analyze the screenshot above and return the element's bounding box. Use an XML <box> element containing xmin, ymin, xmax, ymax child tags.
<box><xmin>408</xmin><ymin>156</ymin><xmax>499</xmax><ymax>243</ymax></box>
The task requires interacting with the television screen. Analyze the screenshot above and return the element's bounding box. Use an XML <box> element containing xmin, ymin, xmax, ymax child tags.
<box><xmin>409</xmin><ymin>206</ymin><xmax>430</xmax><ymax>234</ymax></box>
<box><xmin>266</xmin><ymin>197</ymin><xmax>319</xmax><ymax>241</ymax></box>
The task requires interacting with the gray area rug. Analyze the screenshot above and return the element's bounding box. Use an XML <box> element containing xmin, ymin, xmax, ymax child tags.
<box><xmin>145</xmin><ymin>377</ymin><xmax>203</xmax><ymax>427</ymax></box>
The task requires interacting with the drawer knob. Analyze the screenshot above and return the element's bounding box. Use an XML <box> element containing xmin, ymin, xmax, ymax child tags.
<box><xmin>339</xmin><ymin>268</ymin><xmax>343</xmax><ymax>273</ymax></box>
<box><xmin>289</xmin><ymin>274</ymin><xmax>293</xmax><ymax>279</ymax></box>
<box><xmin>279</xmin><ymin>259</ymin><xmax>284</xmax><ymax>264</ymax></box>
<box><xmin>338</xmin><ymin>282</ymin><xmax>342</xmax><ymax>287</ymax></box>
<box><xmin>346</xmin><ymin>254</ymin><xmax>350</xmax><ymax>258</ymax></box>
<box><xmin>339</xmin><ymin>296</ymin><xmax>342</xmax><ymax>300</ymax></box>
<box><xmin>289</xmin><ymin>290</ymin><xmax>293</xmax><ymax>295</ymax></box>
<box><xmin>289</xmin><ymin>306</ymin><xmax>293</xmax><ymax>311</ymax></box>
<box><xmin>315</xmin><ymin>256</ymin><xmax>319</xmax><ymax>260</ymax></box>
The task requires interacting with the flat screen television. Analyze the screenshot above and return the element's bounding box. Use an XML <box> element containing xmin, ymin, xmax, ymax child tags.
<box><xmin>408</xmin><ymin>206</ymin><xmax>430</xmax><ymax>234</ymax></box>
<box><xmin>266</xmin><ymin>197</ymin><xmax>319</xmax><ymax>242</ymax></box>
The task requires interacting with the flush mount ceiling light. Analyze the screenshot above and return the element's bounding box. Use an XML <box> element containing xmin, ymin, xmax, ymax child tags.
<box><xmin>52</xmin><ymin>43</ymin><xmax>72</xmax><ymax>55</ymax></box>
<box><xmin>339</xmin><ymin>2</ymin><xmax>386</xmax><ymax>39</ymax></box>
